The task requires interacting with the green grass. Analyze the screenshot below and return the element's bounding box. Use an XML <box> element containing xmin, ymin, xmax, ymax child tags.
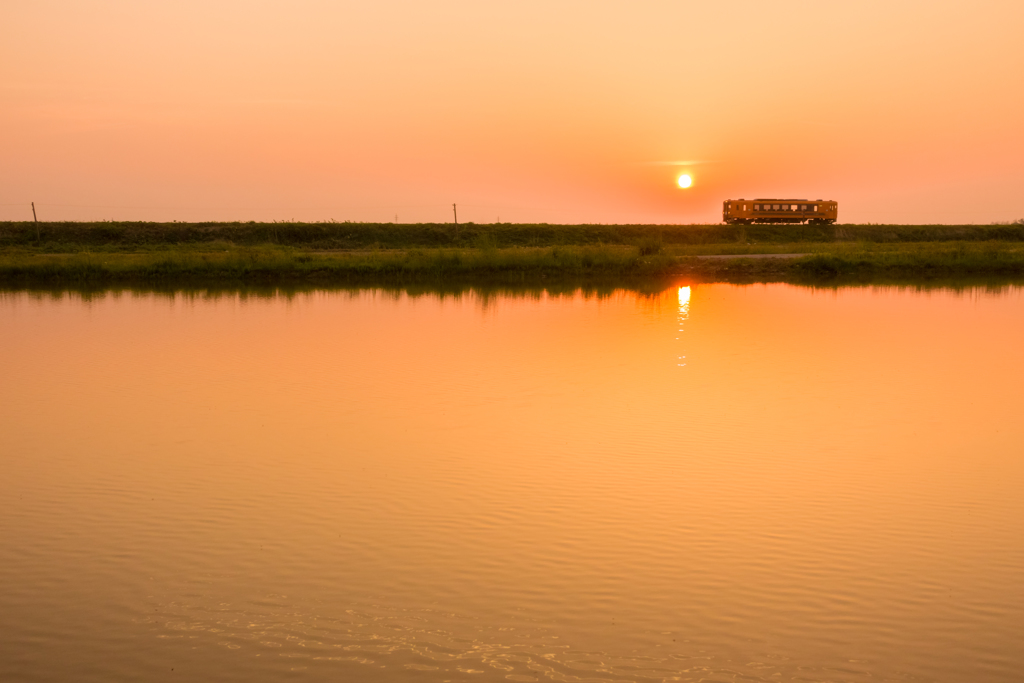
<box><xmin>2</xmin><ymin>221</ymin><xmax>1024</xmax><ymax>285</ymax></box>
<box><xmin>4</xmin><ymin>220</ymin><xmax>1024</xmax><ymax>251</ymax></box>
<box><xmin>0</xmin><ymin>244</ymin><xmax>677</xmax><ymax>281</ymax></box>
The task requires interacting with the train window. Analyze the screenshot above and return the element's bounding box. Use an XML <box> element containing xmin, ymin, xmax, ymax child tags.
<box><xmin>754</xmin><ymin>204</ymin><xmax>760</xmax><ymax>210</ymax></box>
<box><xmin>772</xmin><ymin>204</ymin><xmax>779</xmax><ymax>210</ymax></box>
<box><xmin>791</xmin><ymin>205</ymin><xmax>797</xmax><ymax>211</ymax></box>
<box><xmin>813</xmin><ymin>205</ymin><xmax>818</xmax><ymax>211</ymax></box>
<box><xmin>743</xmin><ymin>204</ymin><xmax>747</xmax><ymax>211</ymax></box>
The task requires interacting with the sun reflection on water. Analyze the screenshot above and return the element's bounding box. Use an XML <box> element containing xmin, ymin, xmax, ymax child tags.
<box><xmin>677</xmin><ymin>286</ymin><xmax>690</xmax><ymax>366</ymax></box>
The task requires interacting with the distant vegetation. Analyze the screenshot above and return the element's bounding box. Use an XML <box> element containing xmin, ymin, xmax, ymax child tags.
<box><xmin>4</xmin><ymin>220</ymin><xmax>1024</xmax><ymax>250</ymax></box>
<box><xmin>1</xmin><ymin>221</ymin><xmax>1023</xmax><ymax>285</ymax></box>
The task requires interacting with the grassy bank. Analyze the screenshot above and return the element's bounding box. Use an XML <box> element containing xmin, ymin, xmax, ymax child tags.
<box><xmin>1</xmin><ymin>242</ymin><xmax>1023</xmax><ymax>286</ymax></box>
<box><xmin>4</xmin><ymin>220</ymin><xmax>1024</xmax><ymax>250</ymax></box>
<box><xmin>2</xmin><ymin>221</ymin><xmax>1023</xmax><ymax>285</ymax></box>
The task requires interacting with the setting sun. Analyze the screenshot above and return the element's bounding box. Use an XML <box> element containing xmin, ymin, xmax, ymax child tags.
<box><xmin>677</xmin><ymin>174</ymin><xmax>692</xmax><ymax>189</ymax></box>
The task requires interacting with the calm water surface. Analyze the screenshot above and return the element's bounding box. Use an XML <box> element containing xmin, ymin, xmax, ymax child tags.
<box><xmin>1</xmin><ymin>283</ymin><xmax>1023</xmax><ymax>683</ymax></box>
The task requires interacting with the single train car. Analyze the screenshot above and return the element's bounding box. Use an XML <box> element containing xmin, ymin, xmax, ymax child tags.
<box><xmin>723</xmin><ymin>199</ymin><xmax>837</xmax><ymax>225</ymax></box>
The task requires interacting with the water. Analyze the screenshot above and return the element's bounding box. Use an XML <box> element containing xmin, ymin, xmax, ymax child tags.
<box><xmin>1</xmin><ymin>283</ymin><xmax>1023</xmax><ymax>683</ymax></box>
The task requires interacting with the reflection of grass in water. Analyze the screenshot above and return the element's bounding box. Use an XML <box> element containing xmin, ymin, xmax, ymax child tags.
<box><xmin>4</xmin><ymin>272</ymin><xmax>1022</xmax><ymax>305</ymax></box>
<box><xmin>0</xmin><ymin>282</ymin><xmax>680</xmax><ymax>308</ymax></box>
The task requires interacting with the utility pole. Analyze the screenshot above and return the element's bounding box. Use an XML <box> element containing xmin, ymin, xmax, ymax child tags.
<box><xmin>32</xmin><ymin>202</ymin><xmax>37</xmax><ymax>222</ymax></box>
<box><xmin>452</xmin><ymin>203</ymin><xmax>458</xmax><ymax>226</ymax></box>
<box><xmin>32</xmin><ymin>202</ymin><xmax>39</xmax><ymax>241</ymax></box>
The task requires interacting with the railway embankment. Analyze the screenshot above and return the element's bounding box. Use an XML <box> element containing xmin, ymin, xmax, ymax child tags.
<box><xmin>1</xmin><ymin>221</ymin><xmax>1023</xmax><ymax>285</ymax></box>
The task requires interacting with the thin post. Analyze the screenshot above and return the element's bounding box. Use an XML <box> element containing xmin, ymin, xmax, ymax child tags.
<box><xmin>32</xmin><ymin>202</ymin><xmax>39</xmax><ymax>241</ymax></box>
<box><xmin>452</xmin><ymin>203</ymin><xmax>458</xmax><ymax>225</ymax></box>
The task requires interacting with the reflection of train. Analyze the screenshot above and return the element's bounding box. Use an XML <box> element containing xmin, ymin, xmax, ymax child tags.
<box><xmin>723</xmin><ymin>199</ymin><xmax>837</xmax><ymax>225</ymax></box>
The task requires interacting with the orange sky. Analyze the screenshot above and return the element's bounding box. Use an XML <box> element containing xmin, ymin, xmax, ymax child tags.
<box><xmin>2</xmin><ymin>1</ymin><xmax>1022</xmax><ymax>224</ymax></box>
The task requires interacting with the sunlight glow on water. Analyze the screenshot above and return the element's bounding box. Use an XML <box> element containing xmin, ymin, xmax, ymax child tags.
<box><xmin>677</xmin><ymin>285</ymin><xmax>690</xmax><ymax>366</ymax></box>
<box><xmin>1</xmin><ymin>283</ymin><xmax>1023</xmax><ymax>683</ymax></box>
